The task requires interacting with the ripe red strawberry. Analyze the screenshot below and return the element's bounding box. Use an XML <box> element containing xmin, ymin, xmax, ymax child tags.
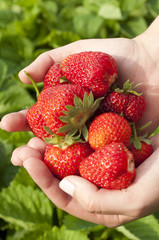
<box><xmin>43</xmin><ymin>142</ymin><xmax>93</xmax><ymax>180</ymax></box>
<box><xmin>100</xmin><ymin>80</ymin><xmax>146</xmax><ymax>122</ymax></box>
<box><xmin>124</xmin><ymin>94</ymin><xmax>146</xmax><ymax>122</ymax></box>
<box><xmin>26</xmin><ymin>102</ymin><xmax>51</xmax><ymax>140</ymax></box>
<box><xmin>79</xmin><ymin>142</ymin><xmax>136</xmax><ymax>189</ymax></box>
<box><xmin>129</xmin><ymin>141</ymin><xmax>153</xmax><ymax>167</ymax></box>
<box><xmin>100</xmin><ymin>91</ymin><xmax>128</xmax><ymax>114</ymax></box>
<box><xmin>88</xmin><ymin>112</ymin><xmax>131</xmax><ymax>150</ymax></box>
<box><xmin>128</xmin><ymin>122</ymin><xmax>153</xmax><ymax>167</ymax></box>
<box><xmin>43</xmin><ymin>63</ymin><xmax>65</xmax><ymax>90</ymax></box>
<box><xmin>61</xmin><ymin>51</ymin><xmax>118</xmax><ymax>98</ymax></box>
<box><xmin>37</xmin><ymin>84</ymin><xmax>102</xmax><ymax>140</ymax></box>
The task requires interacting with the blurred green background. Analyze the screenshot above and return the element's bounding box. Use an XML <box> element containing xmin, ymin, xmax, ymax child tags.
<box><xmin>0</xmin><ymin>0</ymin><xmax>159</xmax><ymax>239</ymax></box>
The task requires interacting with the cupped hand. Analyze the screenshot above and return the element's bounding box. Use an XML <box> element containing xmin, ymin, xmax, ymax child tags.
<box><xmin>1</xmin><ymin>17</ymin><xmax>159</xmax><ymax>227</ymax></box>
<box><xmin>10</xmin><ymin>134</ymin><xmax>159</xmax><ymax>228</ymax></box>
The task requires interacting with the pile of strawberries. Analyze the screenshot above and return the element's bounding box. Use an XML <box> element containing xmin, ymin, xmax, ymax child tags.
<box><xmin>26</xmin><ymin>51</ymin><xmax>153</xmax><ymax>190</ymax></box>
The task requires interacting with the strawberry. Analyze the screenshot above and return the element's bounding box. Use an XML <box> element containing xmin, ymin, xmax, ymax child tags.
<box><xmin>100</xmin><ymin>80</ymin><xmax>146</xmax><ymax>122</ymax></box>
<box><xmin>129</xmin><ymin>122</ymin><xmax>153</xmax><ymax>167</ymax></box>
<box><xmin>25</xmin><ymin>72</ymin><xmax>51</xmax><ymax>140</ymax></box>
<box><xmin>43</xmin><ymin>142</ymin><xmax>93</xmax><ymax>180</ymax></box>
<box><xmin>129</xmin><ymin>141</ymin><xmax>153</xmax><ymax>167</ymax></box>
<box><xmin>79</xmin><ymin>142</ymin><xmax>136</xmax><ymax>190</ymax></box>
<box><xmin>26</xmin><ymin>102</ymin><xmax>51</xmax><ymax>140</ymax></box>
<box><xmin>37</xmin><ymin>84</ymin><xmax>102</xmax><ymax>140</ymax></box>
<box><xmin>61</xmin><ymin>51</ymin><xmax>118</xmax><ymax>98</ymax></box>
<box><xmin>43</xmin><ymin>63</ymin><xmax>66</xmax><ymax>90</ymax></box>
<box><xmin>88</xmin><ymin>112</ymin><xmax>131</xmax><ymax>150</ymax></box>
<box><xmin>100</xmin><ymin>91</ymin><xmax>128</xmax><ymax>114</ymax></box>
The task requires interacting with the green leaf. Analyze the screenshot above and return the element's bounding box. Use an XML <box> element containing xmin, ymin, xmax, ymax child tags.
<box><xmin>11</xmin><ymin>167</ymin><xmax>35</xmax><ymax>188</ymax></box>
<box><xmin>149</xmin><ymin>126</ymin><xmax>159</xmax><ymax>137</ymax></box>
<box><xmin>154</xmin><ymin>210</ymin><xmax>159</xmax><ymax>221</ymax></box>
<box><xmin>65</xmin><ymin>105</ymin><xmax>77</xmax><ymax>113</ymax></box>
<box><xmin>117</xmin><ymin>215</ymin><xmax>159</xmax><ymax>240</ymax></box>
<box><xmin>73</xmin><ymin>13</ymin><xmax>103</xmax><ymax>38</ymax></box>
<box><xmin>0</xmin><ymin>59</ymin><xmax>7</xmax><ymax>88</ymax></box>
<box><xmin>87</xmin><ymin>91</ymin><xmax>94</xmax><ymax>108</ymax></box>
<box><xmin>58</xmin><ymin>123</ymin><xmax>73</xmax><ymax>133</ymax></box>
<box><xmin>74</xmin><ymin>94</ymin><xmax>84</xmax><ymax>109</ymax></box>
<box><xmin>121</xmin><ymin>17</ymin><xmax>148</xmax><ymax>38</ymax></box>
<box><xmin>43</xmin><ymin>126</ymin><xmax>54</xmax><ymax>135</ymax></box>
<box><xmin>81</xmin><ymin>124</ymin><xmax>88</xmax><ymax>141</ymax></box>
<box><xmin>66</xmin><ymin>128</ymin><xmax>78</xmax><ymax>138</ymax></box>
<box><xmin>0</xmin><ymin>77</ymin><xmax>35</xmax><ymax>117</ymax></box>
<box><xmin>59</xmin><ymin>116</ymin><xmax>69</xmax><ymax>123</ymax></box>
<box><xmin>15</xmin><ymin>0</ymin><xmax>38</xmax><ymax>7</ymax></box>
<box><xmin>0</xmin><ymin>140</ymin><xmax>18</xmax><ymax>190</ymax></box>
<box><xmin>134</xmin><ymin>140</ymin><xmax>142</xmax><ymax>149</ymax></box>
<box><xmin>0</xmin><ymin>9</ymin><xmax>17</xmax><ymax>27</ymax></box>
<box><xmin>63</xmin><ymin>214</ymin><xmax>98</xmax><ymax>231</ymax></box>
<box><xmin>38</xmin><ymin>226</ymin><xmax>89</xmax><ymax>240</ymax></box>
<box><xmin>121</xmin><ymin>0</ymin><xmax>146</xmax><ymax>18</ymax></box>
<box><xmin>147</xmin><ymin>0</ymin><xmax>159</xmax><ymax>17</ymax></box>
<box><xmin>98</xmin><ymin>1</ymin><xmax>123</xmax><ymax>20</ymax></box>
<box><xmin>36</xmin><ymin>30</ymin><xmax>80</xmax><ymax>49</ymax></box>
<box><xmin>0</xmin><ymin>184</ymin><xmax>52</xmax><ymax>231</ymax></box>
<box><xmin>6</xmin><ymin>228</ymin><xmax>44</xmax><ymax>240</ymax></box>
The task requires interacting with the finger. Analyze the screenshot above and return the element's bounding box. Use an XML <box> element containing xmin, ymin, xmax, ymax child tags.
<box><xmin>59</xmin><ymin>176</ymin><xmax>137</xmax><ymax>216</ymax></box>
<box><xmin>11</xmin><ymin>145</ymin><xmax>43</xmax><ymax>166</ymax></box>
<box><xmin>19</xmin><ymin>52</ymin><xmax>54</xmax><ymax>84</ymax></box>
<box><xmin>22</xmin><ymin>156</ymin><xmax>133</xmax><ymax>227</ymax></box>
<box><xmin>18</xmin><ymin>43</ymin><xmax>77</xmax><ymax>84</ymax></box>
<box><xmin>23</xmin><ymin>157</ymin><xmax>71</xmax><ymax>206</ymax></box>
<box><xmin>27</xmin><ymin>137</ymin><xmax>46</xmax><ymax>154</ymax></box>
<box><xmin>11</xmin><ymin>145</ymin><xmax>27</xmax><ymax>166</ymax></box>
<box><xmin>0</xmin><ymin>110</ymin><xmax>29</xmax><ymax>132</ymax></box>
<box><xmin>18</xmin><ymin>145</ymin><xmax>137</xmax><ymax>227</ymax></box>
<box><xmin>18</xmin><ymin>38</ymin><xmax>128</xmax><ymax>84</ymax></box>
<box><xmin>60</xmin><ymin>148</ymin><xmax>159</xmax><ymax>218</ymax></box>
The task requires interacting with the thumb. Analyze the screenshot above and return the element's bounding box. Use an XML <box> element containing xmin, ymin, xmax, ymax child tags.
<box><xmin>59</xmin><ymin>175</ymin><xmax>134</xmax><ymax>216</ymax></box>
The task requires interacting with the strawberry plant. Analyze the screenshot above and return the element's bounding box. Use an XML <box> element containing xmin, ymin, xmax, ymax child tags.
<box><xmin>1</xmin><ymin>0</ymin><xmax>159</xmax><ymax>240</ymax></box>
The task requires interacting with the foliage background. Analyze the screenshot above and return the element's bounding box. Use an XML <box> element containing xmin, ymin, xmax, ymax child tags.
<box><xmin>0</xmin><ymin>0</ymin><xmax>159</xmax><ymax>239</ymax></box>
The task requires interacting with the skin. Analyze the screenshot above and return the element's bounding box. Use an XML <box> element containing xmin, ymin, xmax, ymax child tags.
<box><xmin>1</xmin><ymin>16</ymin><xmax>159</xmax><ymax>228</ymax></box>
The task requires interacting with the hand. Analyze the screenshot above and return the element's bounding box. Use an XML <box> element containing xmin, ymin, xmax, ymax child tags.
<box><xmin>1</xmin><ymin>17</ymin><xmax>159</xmax><ymax>228</ymax></box>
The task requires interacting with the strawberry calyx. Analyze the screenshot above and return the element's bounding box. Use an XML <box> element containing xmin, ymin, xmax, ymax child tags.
<box><xmin>43</xmin><ymin>126</ymin><xmax>84</xmax><ymax>149</ymax></box>
<box><xmin>130</xmin><ymin>122</ymin><xmax>152</xmax><ymax>149</ymax></box>
<box><xmin>58</xmin><ymin>91</ymin><xmax>104</xmax><ymax>141</ymax></box>
<box><xmin>59</xmin><ymin>76</ymin><xmax>70</xmax><ymax>84</ymax></box>
<box><xmin>115</xmin><ymin>79</ymin><xmax>143</xmax><ymax>96</ymax></box>
<box><xmin>136</xmin><ymin>121</ymin><xmax>152</xmax><ymax>133</ymax></box>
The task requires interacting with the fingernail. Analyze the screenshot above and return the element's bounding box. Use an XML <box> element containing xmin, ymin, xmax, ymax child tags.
<box><xmin>59</xmin><ymin>179</ymin><xmax>75</xmax><ymax>197</ymax></box>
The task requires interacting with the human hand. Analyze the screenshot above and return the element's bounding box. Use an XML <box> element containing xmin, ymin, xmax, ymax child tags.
<box><xmin>1</xmin><ymin>17</ymin><xmax>159</xmax><ymax>227</ymax></box>
<box><xmin>10</xmin><ymin>134</ymin><xmax>159</xmax><ymax>228</ymax></box>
